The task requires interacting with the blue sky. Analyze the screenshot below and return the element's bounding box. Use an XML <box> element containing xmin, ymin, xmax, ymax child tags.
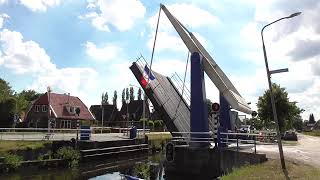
<box><xmin>0</xmin><ymin>0</ymin><xmax>319</xmax><ymax>120</ymax></box>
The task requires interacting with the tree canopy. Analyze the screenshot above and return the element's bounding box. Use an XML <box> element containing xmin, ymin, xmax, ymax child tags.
<box><xmin>309</xmin><ymin>113</ymin><xmax>316</xmax><ymax>124</ymax></box>
<box><xmin>112</xmin><ymin>90</ymin><xmax>117</xmax><ymax>107</ymax></box>
<box><xmin>257</xmin><ymin>83</ymin><xmax>304</xmax><ymax>132</ymax></box>
<box><xmin>137</xmin><ymin>88</ymin><xmax>142</xmax><ymax>100</ymax></box>
<box><xmin>102</xmin><ymin>92</ymin><xmax>109</xmax><ymax>105</ymax></box>
<box><xmin>0</xmin><ymin>78</ymin><xmax>42</xmax><ymax>127</ymax></box>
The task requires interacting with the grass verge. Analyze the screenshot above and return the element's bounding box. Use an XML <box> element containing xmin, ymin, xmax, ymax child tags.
<box><xmin>0</xmin><ymin>140</ymin><xmax>52</xmax><ymax>153</ymax></box>
<box><xmin>302</xmin><ymin>131</ymin><xmax>320</xmax><ymax>137</ymax></box>
<box><xmin>222</xmin><ymin>159</ymin><xmax>320</xmax><ymax>180</ymax></box>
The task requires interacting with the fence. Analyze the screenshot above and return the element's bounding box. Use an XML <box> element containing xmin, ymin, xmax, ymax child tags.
<box><xmin>220</xmin><ymin>132</ymin><xmax>277</xmax><ymax>154</ymax></box>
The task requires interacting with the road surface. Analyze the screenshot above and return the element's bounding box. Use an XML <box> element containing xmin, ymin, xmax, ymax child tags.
<box><xmin>253</xmin><ymin>133</ymin><xmax>320</xmax><ymax>167</ymax></box>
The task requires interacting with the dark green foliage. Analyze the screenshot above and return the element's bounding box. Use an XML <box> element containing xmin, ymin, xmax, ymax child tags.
<box><xmin>257</xmin><ymin>83</ymin><xmax>303</xmax><ymax>133</ymax></box>
<box><xmin>2</xmin><ymin>153</ymin><xmax>23</xmax><ymax>170</ymax></box>
<box><xmin>55</xmin><ymin>147</ymin><xmax>80</xmax><ymax>168</ymax></box>
<box><xmin>125</xmin><ymin>88</ymin><xmax>129</xmax><ymax>101</ymax></box>
<box><xmin>112</xmin><ymin>90</ymin><xmax>117</xmax><ymax>107</ymax></box>
<box><xmin>206</xmin><ymin>99</ymin><xmax>213</xmax><ymax>115</ymax></box>
<box><xmin>0</xmin><ymin>78</ymin><xmax>14</xmax><ymax>102</ymax></box>
<box><xmin>137</xmin><ymin>88</ymin><xmax>142</xmax><ymax>100</ymax></box>
<box><xmin>154</xmin><ymin>120</ymin><xmax>164</xmax><ymax>131</ymax></box>
<box><xmin>309</xmin><ymin>113</ymin><xmax>316</xmax><ymax>124</ymax></box>
<box><xmin>148</xmin><ymin>120</ymin><xmax>154</xmax><ymax>130</ymax></box>
<box><xmin>0</xmin><ymin>97</ymin><xmax>16</xmax><ymax>127</ymax></box>
<box><xmin>102</xmin><ymin>92</ymin><xmax>109</xmax><ymax>105</ymax></box>
<box><xmin>122</xmin><ymin>88</ymin><xmax>125</xmax><ymax>104</ymax></box>
<box><xmin>129</xmin><ymin>87</ymin><xmax>135</xmax><ymax>101</ymax></box>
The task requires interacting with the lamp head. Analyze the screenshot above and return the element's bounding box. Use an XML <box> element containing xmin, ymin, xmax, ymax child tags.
<box><xmin>288</xmin><ymin>12</ymin><xmax>301</xmax><ymax>18</ymax></box>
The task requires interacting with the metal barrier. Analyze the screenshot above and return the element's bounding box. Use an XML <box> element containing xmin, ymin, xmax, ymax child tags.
<box><xmin>171</xmin><ymin>131</ymin><xmax>215</xmax><ymax>146</ymax></box>
<box><xmin>220</xmin><ymin>132</ymin><xmax>277</xmax><ymax>154</ymax></box>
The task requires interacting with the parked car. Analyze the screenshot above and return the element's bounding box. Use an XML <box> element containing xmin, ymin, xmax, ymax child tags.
<box><xmin>282</xmin><ymin>130</ymin><xmax>298</xmax><ymax>141</ymax></box>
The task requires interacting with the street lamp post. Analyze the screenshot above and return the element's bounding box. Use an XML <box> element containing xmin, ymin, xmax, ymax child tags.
<box><xmin>261</xmin><ymin>12</ymin><xmax>301</xmax><ymax>170</ymax></box>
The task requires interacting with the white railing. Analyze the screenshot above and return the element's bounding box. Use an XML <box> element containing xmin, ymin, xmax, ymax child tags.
<box><xmin>220</xmin><ymin>132</ymin><xmax>277</xmax><ymax>154</ymax></box>
<box><xmin>171</xmin><ymin>131</ymin><xmax>215</xmax><ymax>146</ymax></box>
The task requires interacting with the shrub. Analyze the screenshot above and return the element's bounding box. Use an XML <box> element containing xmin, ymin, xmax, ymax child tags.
<box><xmin>148</xmin><ymin>121</ymin><xmax>154</xmax><ymax>130</ymax></box>
<box><xmin>2</xmin><ymin>153</ymin><xmax>23</xmax><ymax>171</ymax></box>
<box><xmin>55</xmin><ymin>146</ymin><xmax>80</xmax><ymax>168</ymax></box>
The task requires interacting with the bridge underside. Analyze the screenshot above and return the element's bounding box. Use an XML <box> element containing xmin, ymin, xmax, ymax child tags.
<box><xmin>130</xmin><ymin>61</ymin><xmax>217</xmax><ymax>136</ymax></box>
<box><xmin>130</xmin><ymin>61</ymin><xmax>189</xmax><ymax>134</ymax></box>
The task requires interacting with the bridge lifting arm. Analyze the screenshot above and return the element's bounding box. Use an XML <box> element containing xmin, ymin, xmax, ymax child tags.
<box><xmin>159</xmin><ymin>4</ymin><xmax>252</xmax><ymax>114</ymax></box>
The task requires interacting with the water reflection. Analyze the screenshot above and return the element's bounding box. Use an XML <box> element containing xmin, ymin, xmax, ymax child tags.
<box><xmin>0</xmin><ymin>153</ymin><xmax>166</xmax><ymax>180</ymax></box>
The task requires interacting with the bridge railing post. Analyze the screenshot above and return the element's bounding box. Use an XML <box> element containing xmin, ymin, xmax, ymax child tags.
<box><xmin>254</xmin><ymin>135</ymin><xmax>257</xmax><ymax>154</ymax></box>
<box><xmin>236</xmin><ymin>134</ymin><xmax>239</xmax><ymax>152</ymax></box>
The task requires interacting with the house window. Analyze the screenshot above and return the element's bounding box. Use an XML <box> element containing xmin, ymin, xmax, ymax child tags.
<box><xmin>35</xmin><ymin>105</ymin><xmax>40</xmax><ymax>112</ymax></box>
<box><xmin>42</xmin><ymin>105</ymin><xmax>48</xmax><ymax>112</ymax></box>
<box><xmin>70</xmin><ymin>107</ymin><xmax>74</xmax><ymax>114</ymax></box>
<box><xmin>61</xmin><ymin>120</ymin><xmax>71</xmax><ymax>129</ymax></box>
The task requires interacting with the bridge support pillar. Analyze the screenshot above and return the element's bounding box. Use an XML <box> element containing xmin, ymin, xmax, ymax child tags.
<box><xmin>218</xmin><ymin>92</ymin><xmax>231</xmax><ymax>147</ymax></box>
<box><xmin>190</xmin><ymin>52</ymin><xmax>209</xmax><ymax>147</ymax></box>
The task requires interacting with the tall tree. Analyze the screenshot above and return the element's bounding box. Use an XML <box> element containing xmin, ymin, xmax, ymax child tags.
<box><xmin>0</xmin><ymin>97</ymin><xmax>16</xmax><ymax>127</ymax></box>
<box><xmin>137</xmin><ymin>88</ymin><xmax>142</xmax><ymax>100</ymax></box>
<box><xmin>125</xmin><ymin>88</ymin><xmax>129</xmax><ymax>101</ymax></box>
<box><xmin>129</xmin><ymin>87</ymin><xmax>135</xmax><ymax>101</ymax></box>
<box><xmin>18</xmin><ymin>90</ymin><xmax>41</xmax><ymax>101</ymax></box>
<box><xmin>309</xmin><ymin>113</ymin><xmax>316</xmax><ymax>124</ymax></box>
<box><xmin>122</xmin><ymin>89</ymin><xmax>125</xmax><ymax>104</ymax></box>
<box><xmin>257</xmin><ymin>83</ymin><xmax>303</xmax><ymax>133</ymax></box>
<box><xmin>0</xmin><ymin>78</ymin><xmax>14</xmax><ymax>102</ymax></box>
<box><xmin>113</xmin><ymin>90</ymin><xmax>117</xmax><ymax>108</ymax></box>
<box><xmin>101</xmin><ymin>92</ymin><xmax>109</xmax><ymax>105</ymax></box>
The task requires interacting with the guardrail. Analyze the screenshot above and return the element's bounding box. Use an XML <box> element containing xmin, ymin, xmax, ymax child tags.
<box><xmin>171</xmin><ymin>131</ymin><xmax>215</xmax><ymax>146</ymax></box>
<box><xmin>220</xmin><ymin>132</ymin><xmax>277</xmax><ymax>154</ymax></box>
<box><xmin>0</xmin><ymin>127</ymin><xmax>152</xmax><ymax>141</ymax></box>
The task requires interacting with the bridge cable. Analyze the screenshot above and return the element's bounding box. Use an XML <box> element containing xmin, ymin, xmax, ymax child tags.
<box><xmin>148</xmin><ymin>6</ymin><xmax>161</xmax><ymax>83</ymax></box>
<box><xmin>173</xmin><ymin>52</ymin><xmax>189</xmax><ymax>119</ymax></box>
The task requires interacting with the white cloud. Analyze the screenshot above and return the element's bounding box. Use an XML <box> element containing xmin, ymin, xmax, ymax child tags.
<box><xmin>0</xmin><ymin>28</ymin><xmax>98</xmax><ymax>105</ymax></box>
<box><xmin>19</xmin><ymin>0</ymin><xmax>62</xmax><ymax>12</ymax></box>
<box><xmin>152</xmin><ymin>59</ymin><xmax>187</xmax><ymax>76</ymax></box>
<box><xmin>30</xmin><ymin>67</ymin><xmax>98</xmax><ymax>105</ymax></box>
<box><xmin>0</xmin><ymin>29</ymin><xmax>56</xmax><ymax>74</ymax></box>
<box><xmin>0</xmin><ymin>0</ymin><xmax>7</xmax><ymax>5</ymax></box>
<box><xmin>0</xmin><ymin>13</ymin><xmax>9</xmax><ymax>29</ymax></box>
<box><xmin>85</xmin><ymin>41</ymin><xmax>122</xmax><ymax>62</ymax></box>
<box><xmin>236</xmin><ymin>0</ymin><xmax>320</xmax><ymax>119</ymax></box>
<box><xmin>147</xmin><ymin>3</ymin><xmax>216</xmax><ymax>52</ymax></box>
<box><xmin>81</xmin><ymin>0</ymin><xmax>146</xmax><ymax>32</ymax></box>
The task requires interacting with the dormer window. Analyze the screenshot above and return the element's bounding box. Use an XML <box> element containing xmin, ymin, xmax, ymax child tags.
<box><xmin>69</xmin><ymin>106</ymin><xmax>75</xmax><ymax>114</ymax></box>
<box><xmin>35</xmin><ymin>105</ymin><xmax>40</xmax><ymax>112</ymax></box>
<box><xmin>42</xmin><ymin>105</ymin><xmax>48</xmax><ymax>112</ymax></box>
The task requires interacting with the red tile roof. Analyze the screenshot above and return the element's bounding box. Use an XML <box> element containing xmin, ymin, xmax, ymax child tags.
<box><xmin>34</xmin><ymin>92</ymin><xmax>95</xmax><ymax>121</ymax></box>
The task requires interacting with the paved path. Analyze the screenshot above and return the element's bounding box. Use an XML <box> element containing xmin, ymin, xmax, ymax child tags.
<box><xmin>252</xmin><ymin>133</ymin><xmax>320</xmax><ymax>167</ymax></box>
<box><xmin>0</xmin><ymin>132</ymin><xmax>129</xmax><ymax>141</ymax></box>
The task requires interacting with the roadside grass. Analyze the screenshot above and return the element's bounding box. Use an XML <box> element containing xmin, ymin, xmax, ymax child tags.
<box><xmin>222</xmin><ymin>159</ymin><xmax>320</xmax><ymax>180</ymax></box>
<box><xmin>302</xmin><ymin>131</ymin><xmax>320</xmax><ymax>137</ymax></box>
<box><xmin>0</xmin><ymin>140</ymin><xmax>52</xmax><ymax>153</ymax></box>
<box><xmin>282</xmin><ymin>140</ymin><xmax>298</xmax><ymax>146</ymax></box>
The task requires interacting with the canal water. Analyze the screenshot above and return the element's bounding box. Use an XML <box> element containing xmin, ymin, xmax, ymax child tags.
<box><xmin>0</xmin><ymin>153</ymin><xmax>169</xmax><ymax>180</ymax></box>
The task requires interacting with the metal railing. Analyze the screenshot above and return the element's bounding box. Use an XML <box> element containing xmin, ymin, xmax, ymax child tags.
<box><xmin>220</xmin><ymin>132</ymin><xmax>277</xmax><ymax>154</ymax></box>
<box><xmin>171</xmin><ymin>131</ymin><xmax>215</xmax><ymax>146</ymax></box>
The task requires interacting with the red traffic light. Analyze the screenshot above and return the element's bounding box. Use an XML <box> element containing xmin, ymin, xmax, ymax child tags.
<box><xmin>212</xmin><ymin>103</ymin><xmax>220</xmax><ymax>112</ymax></box>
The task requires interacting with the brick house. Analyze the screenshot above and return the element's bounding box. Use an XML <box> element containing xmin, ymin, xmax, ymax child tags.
<box><xmin>25</xmin><ymin>92</ymin><xmax>95</xmax><ymax>128</ymax></box>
